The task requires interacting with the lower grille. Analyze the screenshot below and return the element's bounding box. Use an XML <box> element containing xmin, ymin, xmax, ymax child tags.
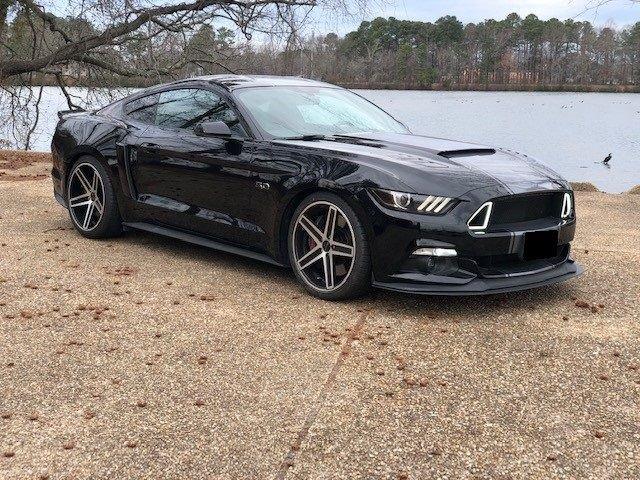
<box><xmin>470</xmin><ymin>245</ymin><xmax>570</xmax><ymax>277</ymax></box>
<box><xmin>490</xmin><ymin>192</ymin><xmax>564</xmax><ymax>226</ymax></box>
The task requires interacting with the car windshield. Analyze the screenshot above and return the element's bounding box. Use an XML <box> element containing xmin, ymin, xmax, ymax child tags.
<box><xmin>234</xmin><ymin>86</ymin><xmax>409</xmax><ymax>139</ymax></box>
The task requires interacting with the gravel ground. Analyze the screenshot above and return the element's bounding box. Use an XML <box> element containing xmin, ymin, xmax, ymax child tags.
<box><xmin>1</xmin><ymin>166</ymin><xmax>639</xmax><ymax>479</ymax></box>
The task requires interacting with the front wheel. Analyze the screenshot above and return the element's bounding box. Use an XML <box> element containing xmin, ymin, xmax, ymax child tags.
<box><xmin>288</xmin><ymin>192</ymin><xmax>371</xmax><ymax>300</ymax></box>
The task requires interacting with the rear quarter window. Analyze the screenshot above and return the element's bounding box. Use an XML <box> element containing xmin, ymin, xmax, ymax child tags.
<box><xmin>123</xmin><ymin>94</ymin><xmax>159</xmax><ymax>124</ymax></box>
<box><xmin>95</xmin><ymin>101</ymin><xmax>122</xmax><ymax>117</ymax></box>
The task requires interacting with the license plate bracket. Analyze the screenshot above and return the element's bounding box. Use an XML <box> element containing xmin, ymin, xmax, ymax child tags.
<box><xmin>523</xmin><ymin>230</ymin><xmax>558</xmax><ymax>260</ymax></box>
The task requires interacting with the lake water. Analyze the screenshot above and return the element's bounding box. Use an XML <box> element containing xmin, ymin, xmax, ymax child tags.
<box><xmin>1</xmin><ymin>87</ymin><xmax>638</xmax><ymax>192</ymax></box>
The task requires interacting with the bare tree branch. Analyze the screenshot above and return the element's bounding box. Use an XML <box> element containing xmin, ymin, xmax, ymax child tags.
<box><xmin>21</xmin><ymin>0</ymin><xmax>73</xmax><ymax>43</ymax></box>
<box><xmin>0</xmin><ymin>0</ymin><xmax>316</xmax><ymax>79</ymax></box>
<box><xmin>1</xmin><ymin>0</ymin><xmax>362</xmax><ymax>149</ymax></box>
<box><xmin>24</xmin><ymin>83</ymin><xmax>42</xmax><ymax>149</ymax></box>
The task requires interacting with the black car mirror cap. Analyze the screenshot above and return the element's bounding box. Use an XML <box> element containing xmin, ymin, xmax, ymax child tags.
<box><xmin>195</xmin><ymin>121</ymin><xmax>232</xmax><ymax>138</ymax></box>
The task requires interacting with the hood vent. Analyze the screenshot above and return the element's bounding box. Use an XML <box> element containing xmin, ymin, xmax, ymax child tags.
<box><xmin>439</xmin><ymin>148</ymin><xmax>496</xmax><ymax>159</ymax></box>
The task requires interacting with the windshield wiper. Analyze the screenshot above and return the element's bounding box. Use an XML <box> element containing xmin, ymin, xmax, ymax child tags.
<box><xmin>280</xmin><ymin>134</ymin><xmax>329</xmax><ymax>141</ymax></box>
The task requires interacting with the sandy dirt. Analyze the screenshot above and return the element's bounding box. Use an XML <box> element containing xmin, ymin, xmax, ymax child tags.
<box><xmin>0</xmin><ymin>150</ymin><xmax>51</xmax><ymax>182</ymax></box>
<box><xmin>0</xmin><ymin>156</ymin><xmax>639</xmax><ymax>479</ymax></box>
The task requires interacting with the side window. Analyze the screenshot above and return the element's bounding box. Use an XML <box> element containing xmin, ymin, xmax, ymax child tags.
<box><xmin>123</xmin><ymin>94</ymin><xmax>159</xmax><ymax>124</ymax></box>
<box><xmin>155</xmin><ymin>89</ymin><xmax>247</xmax><ymax>137</ymax></box>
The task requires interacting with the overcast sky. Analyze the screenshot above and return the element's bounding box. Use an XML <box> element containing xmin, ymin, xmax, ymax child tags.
<box><xmin>311</xmin><ymin>0</ymin><xmax>639</xmax><ymax>34</ymax></box>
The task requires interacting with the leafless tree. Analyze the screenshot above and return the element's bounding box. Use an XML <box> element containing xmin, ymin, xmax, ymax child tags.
<box><xmin>0</xmin><ymin>0</ymin><xmax>368</xmax><ymax>148</ymax></box>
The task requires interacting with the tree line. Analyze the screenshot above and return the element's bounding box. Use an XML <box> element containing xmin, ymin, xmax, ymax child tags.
<box><xmin>2</xmin><ymin>7</ymin><xmax>639</xmax><ymax>92</ymax></box>
<box><xmin>316</xmin><ymin>14</ymin><xmax>640</xmax><ymax>90</ymax></box>
<box><xmin>225</xmin><ymin>13</ymin><xmax>640</xmax><ymax>91</ymax></box>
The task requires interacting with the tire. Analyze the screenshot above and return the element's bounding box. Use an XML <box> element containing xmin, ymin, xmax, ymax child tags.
<box><xmin>66</xmin><ymin>155</ymin><xmax>122</xmax><ymax>239</ymax></box>
<box><xmin>288</xmin><ymin>192</ymin><xmax>371</xmax><ymax>300</ymax></box>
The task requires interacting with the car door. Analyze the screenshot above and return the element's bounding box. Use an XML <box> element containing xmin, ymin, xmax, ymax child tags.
<box><xmin>127</xmin><ymin>87</ymin><xmax>263</xmax><ymax>247</ymax></box>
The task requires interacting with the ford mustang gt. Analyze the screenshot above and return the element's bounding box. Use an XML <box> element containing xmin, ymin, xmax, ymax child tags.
<box><xmin>51</xmin><ymin>75</ymin><xmax>581</xmax><ymax>300</ymax></box>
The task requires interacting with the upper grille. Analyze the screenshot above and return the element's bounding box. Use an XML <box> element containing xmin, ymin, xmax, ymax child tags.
<box><xmin>490</xmin><ymin>192</ymin><xmax>564</xmax><ymax>226</ymax></box>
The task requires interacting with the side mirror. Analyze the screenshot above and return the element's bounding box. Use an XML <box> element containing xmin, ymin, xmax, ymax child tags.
<box><xmin>195</xmin><ymin>121</ymin><xmax>232</xmax><ymax>137</ymax></box>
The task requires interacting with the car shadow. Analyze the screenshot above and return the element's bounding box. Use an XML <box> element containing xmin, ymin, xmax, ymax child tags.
<box><xmin>121</xmin><ymin>229</ymin><xmax>578</xmax><ymax>317</ymax></box>
<box><xmin>370</xmin><ymin>284</ymin><xmax>577</xmax><ymax>318</ymax></box>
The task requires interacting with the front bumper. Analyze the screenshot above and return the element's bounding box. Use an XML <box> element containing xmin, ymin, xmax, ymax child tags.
<box><xmin>360</xmin><ymin>187</ymin><xmax>582</xmax><ymax>296</ymax></box>
<box><xmin>373</xmin><ymin>259</ymin><xmax>582</xmax><ymax>295</ymax></box>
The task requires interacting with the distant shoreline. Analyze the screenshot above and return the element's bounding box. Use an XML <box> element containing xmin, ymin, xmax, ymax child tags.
<box><xmin>5</xmin><ymin>80</ymin><xmax>640</xmax><ymax>94</ymax></box>
<box><xmin>340</xmin><ymin>83</ymin><xmax>640</xmax><ymax>93</ymax></box>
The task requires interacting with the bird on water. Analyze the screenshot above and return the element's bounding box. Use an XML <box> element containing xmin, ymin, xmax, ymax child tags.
<box><xmin>603</xmin><ymin>153</ymin><xmax>612</xmax><ymax>165</ymax></box>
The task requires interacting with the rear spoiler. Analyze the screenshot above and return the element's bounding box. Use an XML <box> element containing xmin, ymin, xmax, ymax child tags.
<box><xmin>57</xmin><ymin>108</ymin><xmax>86</xmax><ymax>120</ymax></box>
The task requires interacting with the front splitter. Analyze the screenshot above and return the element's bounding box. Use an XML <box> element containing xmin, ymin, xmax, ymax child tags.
<box><xmin>373</xmin><ymin>261</ymin><xmax>583</xmax><ymax>296</ymax></box>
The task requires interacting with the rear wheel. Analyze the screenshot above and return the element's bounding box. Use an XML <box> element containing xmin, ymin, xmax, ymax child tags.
<box><xmin>288</xmin><ymin>192</ymin><xmax>371</xmax><ymax>300</ymax></box>
<box><xmin>67</xmin><ymin>156</ymin><xmax>122</xmax><ymax>238</ymax></box>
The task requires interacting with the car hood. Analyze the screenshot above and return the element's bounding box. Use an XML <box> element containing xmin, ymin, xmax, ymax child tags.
<box><xmin>277</xmin><ymin>132</ymin><xmax>568</xmax><ymax>197</ymax></box>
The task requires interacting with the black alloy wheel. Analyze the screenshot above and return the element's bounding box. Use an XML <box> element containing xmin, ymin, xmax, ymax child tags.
<box><xmin>67</xmin><ymin>156</ymin><xmax>122</xmax><ymax>238</ymax></box>
<box><xmin>289</xmin><ymin>192</ymin><xmax>371</xmax><ymax>300</ymax></box>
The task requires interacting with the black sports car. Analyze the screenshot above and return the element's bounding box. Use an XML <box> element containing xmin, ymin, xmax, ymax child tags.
<box><xmin>51</xmin><ymin>75</ymin><xmax>581</xmax><ymax>300</ymax></box>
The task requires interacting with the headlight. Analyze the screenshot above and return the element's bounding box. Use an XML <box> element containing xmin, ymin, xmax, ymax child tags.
<box><xmin>370</xmin><ymin>188</ymin><xmax>457</xmax><ymax>215</ymax></box>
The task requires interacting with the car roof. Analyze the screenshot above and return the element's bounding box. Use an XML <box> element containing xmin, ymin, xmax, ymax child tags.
<box><xmin>169</xmin><ymin>74</ymin><xmax>339</xmax><ymax>91</ymax></box>
<box><xmin>114</xmin><ymin>75</ymin><xmax>342</xmax><ymax>112</ymax></box>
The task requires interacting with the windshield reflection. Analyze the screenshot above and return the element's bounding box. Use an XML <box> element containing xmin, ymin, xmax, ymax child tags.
<box><xmin>234</xmin><ymin>86</ymin><xmax>409</xmax><ymax>139</ymax></box>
